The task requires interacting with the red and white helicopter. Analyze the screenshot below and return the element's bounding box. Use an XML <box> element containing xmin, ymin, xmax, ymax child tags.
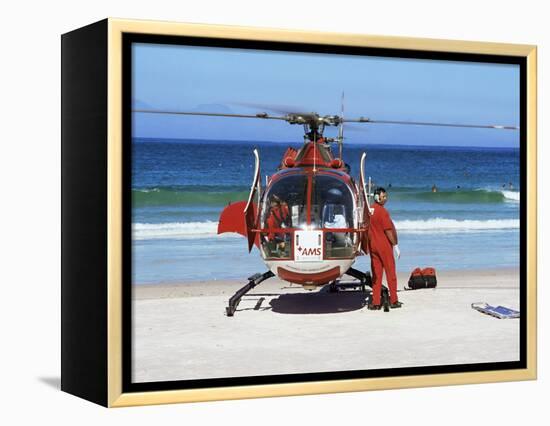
<box><xmin>135</xmin><ymin>105</ymin><xmax>518</xmax><ymax>315</ymax></box>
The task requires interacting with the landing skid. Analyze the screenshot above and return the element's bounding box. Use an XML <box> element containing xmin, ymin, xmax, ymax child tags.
<box><xmin>226</xmin><ymin>271</ymin><xmax>275</xmax><ymax>317</ymax></box>
<box><xmin>339</xmin><ymin>267</ymin><xmax>390</xmax><ymax>312</ymax></box>
<box><xmin>328</xmin><ymin>268</ymin><xmax>371</xmax><ymax>292</ymax></box>
<box><xmin>344</xmin><ymin>267</ymin><xmax>373</xmax><ymax>292</ymax></box>
<box><xmin>226</xmin><ymin>268</ymin><xmax>389</xmax><ymax>316</ymax></box>
<box><xmin>328</xmin><ymin>281</ymin><xmax>366</xmax><ymax>293</ymax></box>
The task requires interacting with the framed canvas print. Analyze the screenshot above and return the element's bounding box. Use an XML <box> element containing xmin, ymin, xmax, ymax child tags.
<box><xmin>61</xmin><ymin>18</ymin><xmax>537</xmax><ymax>407</ymax></box>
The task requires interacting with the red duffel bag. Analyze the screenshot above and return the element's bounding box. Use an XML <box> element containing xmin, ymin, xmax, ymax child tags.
<box><xmin>407</xmin><ymin>267</ymin><xmax>426</xmax><ymax>290</ymax></box>
<box><xmin>421</xmin><ymin>267</ymin><xmax>437</xmax><ymax>288</ymax></box>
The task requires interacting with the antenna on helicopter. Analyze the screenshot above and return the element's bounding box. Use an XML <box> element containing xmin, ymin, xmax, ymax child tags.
<box><xmin>338</xmin><ymin>92</ymin><xmax>344</xmax><ymax>160</ymax></box>
<box><xmin>313</xmin><ymin>127</ymin><xmax>316</xmax><ymax>172</ymax></box>
<box><xmin>368</xmin><ymin>176</ymin><xmax>373</xmax><ymax>207</ymax></box>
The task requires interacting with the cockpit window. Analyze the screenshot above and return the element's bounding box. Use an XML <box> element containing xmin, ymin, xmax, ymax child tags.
<box><xmin>312</xmin><ymin>174</ymin><xmax>356</xmax><ymax>258</ymax></box>
<box><xmin>311</xmin><ymin>175</ymin><xmax>354</xmax><ymax>228</ymax></box>
<box><xmin>261</xmin><ymin>174</ymin><xmax>308</xmax><ymax>230</ymax></box>
<box><xmin>260</xmin><ymin>174</ymin><xmax>308</xmax><ymax>259</ymax></box>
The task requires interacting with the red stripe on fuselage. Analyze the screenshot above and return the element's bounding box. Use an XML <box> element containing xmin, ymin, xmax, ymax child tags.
<box><xmin>306</xmin><ymin>174</ymin><xmax>312</xmax><ymax>225</ymax></box>
<box><xmin>277</xmin><ymin>266</ymin><xmax>341</xmax><ymax>286</ymax></box>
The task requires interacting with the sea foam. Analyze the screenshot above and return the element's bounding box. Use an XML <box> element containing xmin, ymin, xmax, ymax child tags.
<box><xmin>133</xmin><ymin>218</ymin><xmax>519</xmax><ymax>240</ymax></box>
<box><xmin>500</xmin><ymin>190</ymin><xmax>520</xmax><ymax>202</ymax></box>
<box><xmin>395</xmin><ymin>218</ymin><xmax>519</xmax><ymax>233</ymax></box>
<box><xmin>133</xmin><ymin>221</ymin><xmax>226</xmax><ymax>240</ymax></box>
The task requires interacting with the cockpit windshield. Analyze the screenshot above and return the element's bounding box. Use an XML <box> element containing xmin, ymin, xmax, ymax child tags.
<box><xmin>260</xmin><ymin>172</ymin><xmax>357</xmax><ymax>259</ymax></box>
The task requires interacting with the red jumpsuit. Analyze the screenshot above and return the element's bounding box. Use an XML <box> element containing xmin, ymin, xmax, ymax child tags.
<box><xmin>367</xmin><ymin>203</ymin><xmax>398</xmax><ymax>305</ymax></box>
<box><xmin>266</xmin><ymin>203</ymin><xmax>289</xmax><ymax>241</ymax></box>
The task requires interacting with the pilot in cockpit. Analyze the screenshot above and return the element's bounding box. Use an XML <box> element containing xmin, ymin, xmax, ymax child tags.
<box><xmin>266</xmin><ymin>194</ymin><xmax>290</xmax><ymax>253</ymax></box>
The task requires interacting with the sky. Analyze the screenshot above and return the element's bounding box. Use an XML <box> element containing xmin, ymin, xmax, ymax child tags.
<box><xmin>132</xmin><ymin>42</ymin><xmax>520</xmax><ymax>148</ymax></box>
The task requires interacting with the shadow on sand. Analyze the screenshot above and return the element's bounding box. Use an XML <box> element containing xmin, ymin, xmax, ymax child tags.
<box><xmin>269</xmin><ymin>286</ymin><xmax>370</xmax><ymax>314</ymax></box>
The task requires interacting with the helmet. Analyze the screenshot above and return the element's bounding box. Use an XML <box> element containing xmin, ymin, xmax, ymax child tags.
<box><xmin>327</xmin><ymin>188</ymin><xmax>343</xmax><ymax>199</ymax></box>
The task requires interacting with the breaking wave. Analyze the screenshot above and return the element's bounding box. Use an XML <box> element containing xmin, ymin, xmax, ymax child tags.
<box><xmin>395</xmin><ymin>218</ymin><xmax>519</xmax><ymax>233</ymax></box>
<box><xmin>500</xmin><ymin>190</ymin><xmax>520</xmax><ymax>202</ymax></box>
<box><xmin>394</xmin><ymin>189</ymin><xmax>518</xmax><ymax>204</ymax></box>
<box><xmin>132</xmin><ymin>186</ymin><xmax>249</xmax><ymax>207</ymax></box>
<box><xmin>132</xmin><ymin>221</ymin><xmax>226</xmax><ymax>240</ymax></box>
<box><xmin>133</xmin><ymin>218</ymin><xmax>519</xmax><ymax>240</ymax></box>
<box><xmin>133</xmin><ymin>186</ymin><xmax>519</xmax><ymax>208</ymax></box>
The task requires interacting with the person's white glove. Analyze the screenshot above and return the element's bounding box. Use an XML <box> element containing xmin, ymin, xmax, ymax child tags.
<box><xmin>393</xmin><ymin>244</ymin><xmax>401</xmax><ymax>259</ymax></box>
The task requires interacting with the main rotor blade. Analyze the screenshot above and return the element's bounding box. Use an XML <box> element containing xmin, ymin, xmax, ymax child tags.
<box><xmin>344</xmin><ymin>117</ymin><xmax>519</xmax><ymax>130</ymax></box>
<box><xmin>133</xmin><ymin>109</ymin><xmax>288</xmax><ymax>121</ymax></box>
<box><xmin>230</xmin><ymin>102</ymin><xmax>311</xmax><ymax>116</ymax></box>
<box><xmin>133</xmin><ymin>109</ymin><xmax>519</xmax><ymax>131</ymax></box>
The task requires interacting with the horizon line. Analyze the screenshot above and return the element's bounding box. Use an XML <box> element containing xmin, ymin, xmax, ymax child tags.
<box><xmin>132</xmin><ymin>136</ymin><xmax>520</xmax><ymax>150</ymax></box>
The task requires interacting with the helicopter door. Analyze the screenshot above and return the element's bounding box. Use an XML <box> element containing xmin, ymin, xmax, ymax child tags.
<box><xmin>244</xmin><ymin>149</ymin><xmax>261</xmax><ymax>252</ymax></box>
<box><xmin>359</xmin><ymin>152</ymin><xmax>374</xmax><ymax>216</ymax></box>
<box><xmin>359</xmin><ymin>152</ymin><xmax>373</xmax><ymax>254</ymax></box>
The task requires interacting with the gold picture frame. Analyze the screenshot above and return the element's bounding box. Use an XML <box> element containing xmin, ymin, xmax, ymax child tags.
<box><xmin>61</xmin><ymin>17</ymin><xmax>537</xmax><ymax>407</ymax></box>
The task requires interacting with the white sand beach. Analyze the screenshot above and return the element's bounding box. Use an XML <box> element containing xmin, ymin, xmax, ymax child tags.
<box><xmin>132</xmin><ymin>268</ymin><xmax>520</xmax><ymax>383</ymax></box>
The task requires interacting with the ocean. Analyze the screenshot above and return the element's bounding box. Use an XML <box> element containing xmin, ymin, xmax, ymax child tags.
<box><xmin>132</xmin><ymin>138</ymin><xmax>520</xmax><ymax>284</ymax></box>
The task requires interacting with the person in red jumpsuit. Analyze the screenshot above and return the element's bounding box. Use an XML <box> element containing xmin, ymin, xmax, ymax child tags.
<box><xmin>367</xmin><ymin>187</ymin><xmax>402</xmax><ymax>310</ymax></box>
<box><xmin>266</xmin><ymin>195</ymin><xmax>290</xmax><ymax>252</ymax></box>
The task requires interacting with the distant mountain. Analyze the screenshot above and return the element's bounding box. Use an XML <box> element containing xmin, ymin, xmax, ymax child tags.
<box><xmin>132</xmin><ymin>99</ymin><xmax>155</xmax><ymax>109</ymax></box>
<box><xmin>133</xmin><ymin>101</ymin><xmax>236</xmax><ymax>114</ymax></box>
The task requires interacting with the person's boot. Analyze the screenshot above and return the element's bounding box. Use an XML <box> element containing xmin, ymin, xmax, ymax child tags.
<box><xmin>390</xmin><ymin>301</ymin><xmax>403</xmax><ymax>309</ymax></box>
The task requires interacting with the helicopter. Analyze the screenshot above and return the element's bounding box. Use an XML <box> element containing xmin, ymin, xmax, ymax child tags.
<box><xmin>134</xmin><ymin>104</ymin><xmax>518</xmax><ymax>316</ymax></box>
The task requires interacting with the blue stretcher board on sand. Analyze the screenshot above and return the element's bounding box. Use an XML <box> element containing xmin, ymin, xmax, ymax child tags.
<box><xmin>471</xmin><ymin>302</ymin><xmax>520</xmax><ymax>319</ymax></box>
